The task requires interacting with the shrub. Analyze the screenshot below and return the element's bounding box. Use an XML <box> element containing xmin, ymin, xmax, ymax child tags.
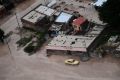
<box><xmin>24</xmin><ymin>38</ymin><xmax>46</xmax><ymax>55</ymax></box>
<box><xmin>24</xmin><ymin>42</ymin><xmax>35</xmax><ymax>55</ymax></box>
<box><xmin>16</xmin><ymin>36</ymin><xmax>32</xmax><ymax>47</ymax></box>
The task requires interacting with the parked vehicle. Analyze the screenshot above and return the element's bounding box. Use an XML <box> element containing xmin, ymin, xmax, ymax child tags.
<box><xmin>65</xmin><ymin>59</ymin><xmax>79</xmax><ymax>65</ymax></box>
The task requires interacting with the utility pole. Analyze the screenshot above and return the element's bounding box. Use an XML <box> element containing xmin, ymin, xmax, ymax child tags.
<box><xmin>5</xmin><ymin>37</ymin><xmax>17</xmax><ymax>68</ymax></box>
<box><xmin>6</xmin><ymin>38</ymin><xmax>12</xmax><ymax>59</ymax></box>
<box><xmin>15</xmin><ymin>12</ymin><xmax>21</xmax><ymax>30</ymax></box>
<box><xmin>15</xmin><ymin>9</ymin><xmax>22</xmax><ymax>38</ymax></box>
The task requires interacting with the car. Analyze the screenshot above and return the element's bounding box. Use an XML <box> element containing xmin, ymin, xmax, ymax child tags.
<box><xmin>64</xmin><ymin>59</ymin><xmax>80</xmax><ymax>65</ymax></box>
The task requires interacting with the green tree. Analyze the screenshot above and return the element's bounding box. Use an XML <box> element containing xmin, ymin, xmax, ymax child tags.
<box><xmin>98</xmin><ymin>0</ymin><xmax>120</xmax><ymax>29</ymax></box>
<box><xmin>0</xmin><ymin>29</ymin><xmax>4</xmax><ymax>43</ymax></box>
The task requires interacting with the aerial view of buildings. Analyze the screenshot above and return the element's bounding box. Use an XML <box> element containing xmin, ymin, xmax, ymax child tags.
<box><xmin>0</xmin><ymin>0</ymin><xmax>120</xmax><ymax>80</ymax></box>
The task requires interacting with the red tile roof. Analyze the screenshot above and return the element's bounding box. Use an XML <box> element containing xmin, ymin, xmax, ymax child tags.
<box><xmin>73</xmin><ymin>17</ymin><xmax>86</xmax><ymax>26</ymax></box>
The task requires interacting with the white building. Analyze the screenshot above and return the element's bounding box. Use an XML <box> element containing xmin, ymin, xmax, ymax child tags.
<box><xmin>92</xmin><ymin>0</ymin><xmax>107</xmax><ymax>7</ymax></box>
<box><xmin>35</xmin><ymin>5</ymin><xmax>56</xmax><ymax>16</ymax></box>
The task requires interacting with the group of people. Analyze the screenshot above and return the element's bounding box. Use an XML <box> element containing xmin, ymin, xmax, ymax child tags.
<box><xmin>0</xmin><ymin>28</ymin><xmax>5</xmax><ymax>43</ymax></box>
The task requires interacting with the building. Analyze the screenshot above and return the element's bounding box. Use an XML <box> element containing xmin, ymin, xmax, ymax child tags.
<box><xmin>35</xmin><ymin>5</ymin><xmax>56</xmax><ymax>17</ymax></box>
<box><xmin>47</xmin><ymin>0</ymin><xmax>57</xmax><ymax>7</ymax></box>
<box><xmin>92</xmin><ymin>0</ymin><xmax>107</xmax><ymax>7</ymax></box>
<box><xmin>21</xmin><ymin>11</ymin><xmax>46</xmax><ymax>31</ymax></box>
<box><xmin>86</xmin><ymin>25</ymin><xmax>105</xmax><ymax>51</ymax></box>
<box><xmin>46</xmin><ymin>35</ymin><xmax>96</xmax><ymax>55</ymax></box>
<box><xmin>48</xmin><ymin>12</ymin><xmax>73</xmax><ymax>36</ymax></box>
<box><xmin>46</xmin><ymin>25</ymin><xmax>105</xmax><ymax>56</ymax></box>
<box><xmin>104</xmin><ymin>35</ymin><xmax>120</xmax><ymax>50</ymax></box>
<box><xmin>104</xmin><ymin>35</ymin><xmax>120</xmax><ymax>57</ymax></box>
<box><xmin>87</xmin><ymin>25</ymin><xmax>105</xmax><ymax>35</ymax></box>
<box><xmin>55</xmin><ymin>12</ymin><xmax>73</xmax><ymax>24</ymax></box>
<box><xmin>91</xmin><ymin>0</ymin><xmax>107</xmax><ymax>10</ymax></box>
<box><xmin>72</xmin><ymin>17</ymin><xmax>88</xmax><ymax>32</ymax></box>
<box><xmin>21</xmin><ymin>5</ymin><xmax>58</xmax><ymax>31</ymax></box>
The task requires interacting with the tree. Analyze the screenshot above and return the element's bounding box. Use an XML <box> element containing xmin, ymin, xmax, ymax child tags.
<box><xmin>0</xmin><ymin>29</ymin><xmax>5</xmax><ymax>43</ymax></box>
<box><xmin>0</xmin><ymin>0</ymin><xmax>14</xmax><ymax>10</ymax></box>
<box><xmin>98</xmin><ymin>0</ymin><xmax>120</xmax><ymax>29</ymax></box>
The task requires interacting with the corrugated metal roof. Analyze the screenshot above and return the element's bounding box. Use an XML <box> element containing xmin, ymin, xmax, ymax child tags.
<box><xmin>35</xmin><ymin>5</ymin><xmax>56</xmax><ymax>16</ymax></box>
<box><xmin>22</xmin><ymin>11</ymin><xmax>45</xmax><ymax>24</ymax></box>
<box><xmin>72</xmin><ymin>17</ymin><xmax>86</xmax><ymax>26</ymax></box>
<box><xmin>55</xmin><ymin>12</ymin><xmax>73</xmax><ymax>23</ymax></box>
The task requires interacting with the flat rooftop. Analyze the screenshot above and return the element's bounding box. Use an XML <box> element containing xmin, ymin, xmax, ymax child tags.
<box><xmin>47</xmin><ymin>0</ymin><xmax>57</xmax><ymax>7</ymax></box>
<box><xmin>22</xmin><ymin>11</ymin><xmax>45</xmax><ymax>24</ymax></box>
<box><xmin>72</xmin><ymin>17</ymin><xmax>86</xmax><ymax>26</ymax></box>
<box><xmin>55</xmin><ymin>12</ymin><xmax>73</xmax><ymax>23</ymax></box>
<box><xmin>46</xmin><ymin>25</ymin><xmax>105</xmax><ymax>52</ymax></box>
<box><xmin>92</xmin><ymin>0</ymin><xmax>107</xmax><ymax>6</ymax></box>
<box><xmin>87</xmin><ymin>26</ymin><xmax>104</xmax><ymax>35</ymax></box>
<box><xmin>35</xmin><ymin>5</ymin><xmax>56</xmax><ymax>16</ymax></box>
<box><xmin>46</xmin><ymin>35</ymin><xmax>96</xmax><ymax>52</ymax></box>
